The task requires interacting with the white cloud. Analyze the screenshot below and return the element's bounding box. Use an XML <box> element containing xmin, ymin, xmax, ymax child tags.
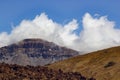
<box><xmin>76</xmin><ymin>13</ymin><xmax>120</xmax><ymax>52</ymax></box>
<box><xmin>0</xmin><ymin>12</ymin><xmax>120</xmax><ymax>53</ymax></box>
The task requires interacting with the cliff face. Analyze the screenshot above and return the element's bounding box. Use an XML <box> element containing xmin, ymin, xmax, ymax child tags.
<box><xmin>0</xmin><ymin>39</ymin><xmax>79</xmax><ymax>66</ymax></box>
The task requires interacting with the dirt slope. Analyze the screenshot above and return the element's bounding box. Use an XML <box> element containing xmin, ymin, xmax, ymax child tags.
<box><xmin>48</xmin><ymin>46</ymin><xmax>120</xmax><ymax>80</ymax></box>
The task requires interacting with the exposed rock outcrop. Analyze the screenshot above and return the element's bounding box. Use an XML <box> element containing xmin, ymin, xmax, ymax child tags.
<box><xmin>0</xmin><ymin>63</ymin><xmax>95</xmax><ymax>80</ymax></box>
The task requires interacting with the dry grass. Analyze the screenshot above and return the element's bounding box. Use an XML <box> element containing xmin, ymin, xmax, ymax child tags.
<box><xmin>48</xmin><ymin>46</ymin><xmax>120</xmax><ymax>80</ymax></box>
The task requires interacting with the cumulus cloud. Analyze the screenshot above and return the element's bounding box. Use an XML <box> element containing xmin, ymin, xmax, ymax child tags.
<box><xmin>0</xmin><ymin>12</ymin><xmax>120</xmax><ymax>53</ymax></box>
<box><xmin>76</xmin><ymin>13</ymin><xmax>120</xmax><ymax>52</ymax></box>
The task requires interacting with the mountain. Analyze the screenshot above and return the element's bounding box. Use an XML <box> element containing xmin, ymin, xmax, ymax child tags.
<box><xmin>0</xmin><ymin>39</ymin><xmax>79</xmax><ymax>66</ymax></box>
<box><xmin>0</xmin><ymin>63</ymin><xmax>95</xmax><ymax>80</ymax></box>
<box><xmin>48</xmin><ymin>46</ymin><xmax>120</xmax><ymax>80</ymax></box>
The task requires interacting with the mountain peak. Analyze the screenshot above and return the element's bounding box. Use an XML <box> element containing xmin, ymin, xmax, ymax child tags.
<box><xmin>0</xmin><ymin>38</ymin><xmax>79</xmax><ymax>66</ymax></box>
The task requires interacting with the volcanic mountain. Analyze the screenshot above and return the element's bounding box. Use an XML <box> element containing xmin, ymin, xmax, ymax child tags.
<box><xmin>48</xmin><ymin>46</ymin><xmax>120</xmax><ymax>80</ymax></box>
<box><xmin>0</xmin><ymin>39</ymin><xmax>79</xmax><ymax>66</ymax></box>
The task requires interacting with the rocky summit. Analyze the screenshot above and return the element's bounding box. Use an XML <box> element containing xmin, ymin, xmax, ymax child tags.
<box><xmin>0</xmin><ymin>39</ymin><xmax>79</xmax><ymax>66</ymax></box>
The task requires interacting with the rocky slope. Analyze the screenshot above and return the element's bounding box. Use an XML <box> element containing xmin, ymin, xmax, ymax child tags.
<box><xmin>0</xmin><ymin>39</ymin><xmax>79</xmax><ymax>66</ymax></box>
<box><xmin>0</xmin><ymin>63</ymin><xmax>95</xmax><ymax>80</ymax></box>
<box><xmin>48</xmin><ymin>46</ymin><xmax>120</xmax><ymax>80</ymax></box>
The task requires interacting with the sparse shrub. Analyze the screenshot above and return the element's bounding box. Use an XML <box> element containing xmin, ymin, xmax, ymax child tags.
<box><xmin>104</xmin><ymin>61</ymin><xmax>116</xmax><ymax>68</ymax></box>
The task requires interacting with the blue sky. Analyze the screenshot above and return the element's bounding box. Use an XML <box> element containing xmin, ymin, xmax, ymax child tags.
<box><xmin>0</xmin><ymin>0</ymin><xmax>120</xmax><ymax>33</ymax></box>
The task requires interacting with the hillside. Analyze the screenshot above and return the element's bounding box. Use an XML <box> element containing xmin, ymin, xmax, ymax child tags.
<box><xmin>48</xmin><ymin>46</ymin><xmax>120</xmax><ymax>80</ymax></box>
<box><xmin>0</xmin><ymin>39</ymin><xmax>78</xmax><ymax>66</ymax></box>
<box><xmin>0</xmin><ymin>63</ymin><xmax>95</xmax><ymax>80</ymax></box>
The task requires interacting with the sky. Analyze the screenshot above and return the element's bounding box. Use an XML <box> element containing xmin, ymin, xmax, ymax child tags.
<box><xmin>0</xmin><ymin>0</ymin><xmax>120</xmax><ymax>33</ymax></box>
<box><xmin>0</xmin><ymin>0</ymin><xmax>120</xmax><ymax>53</ymax></box>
